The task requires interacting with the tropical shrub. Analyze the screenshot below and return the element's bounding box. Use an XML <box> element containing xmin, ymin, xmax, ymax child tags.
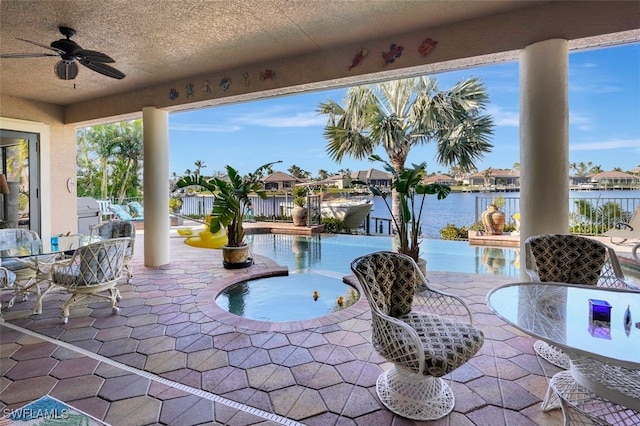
<box><xmin>570</xmin><ymin>200</ymin><xmax>631</xmax><ymax>235</ymax></box>
<box><xmin>439</xmin><ymin>224</ymin><xmax>469</xmax><ymax>240</ymax></box>
<box><xmin>321</xmin><ymin>217</ymin><xmax>344</xmax><ymax>234</ymax></box>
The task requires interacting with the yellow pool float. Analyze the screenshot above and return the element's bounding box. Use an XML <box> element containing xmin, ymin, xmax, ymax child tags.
<box><xmin>185</xmin><ymin>228</ymin><xmax>228</xmax><ymax>249</ymax></box>
<box><xmin>177</xmin><ymin>227</ymin><xmax>193</xmax><ymax>236</ymax></box>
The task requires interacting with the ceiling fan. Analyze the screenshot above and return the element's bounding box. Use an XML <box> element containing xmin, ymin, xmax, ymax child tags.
<box><xmin>1</xmin><ymin>26</ymin><xmax>125</xmax><ymax>80</ymax></box>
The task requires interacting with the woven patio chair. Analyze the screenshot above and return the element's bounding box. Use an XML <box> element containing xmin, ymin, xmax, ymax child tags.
<box><xmin>91</xmin><ymin>221</ymin><xmax>135</xmax><ymax>282</ymax></box>
<box><xmin>525</xmin><ymin>234</ymin><xmax>637</xmax><ymax>369</ymax></box>
<box><xmin>50</xmin><ymin>237</ymin><xmax>129</xmax><ymax>324</ymax></box>
<box><xmin>351</xmin><ymin>251</ymin><xmax>484</xmax><ymax>420</ymax></box>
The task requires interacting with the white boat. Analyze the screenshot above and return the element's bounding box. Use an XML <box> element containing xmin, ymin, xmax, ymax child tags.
<box><xmin>320</xmin><ymin>198</ymin><xmax>373</xmax><ymax>229</ymax></box>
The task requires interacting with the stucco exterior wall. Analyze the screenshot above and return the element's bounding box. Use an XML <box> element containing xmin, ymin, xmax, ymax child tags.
<box><xmin>0</xmin><ymin>96</ymin><xmax>77</xmax><ymax>236</ymax></box>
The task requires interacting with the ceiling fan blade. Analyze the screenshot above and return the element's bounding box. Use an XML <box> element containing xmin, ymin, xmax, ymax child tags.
<box><xmin>74</xmin><ymin>49</ymin><xmax>115</xmax><ymax>63</ymax></box>
<box><xmin>54</xmin><ymin>60</ymin><xmax>79</xmax><ymax>80</ymax></box>
<box><xmin>16</xmin><ymin>37</ymin><xmax>64</xmax><ymax>54</ymax></box>
<box><xmin>79</xmin><ymin>60</ymin><xmax>125</xmax><ymax>79</ymax></box>
<box><xmin>1</xmin><ymin>53</ymin><xmax>59</xmax><ymax>58</ymax></box>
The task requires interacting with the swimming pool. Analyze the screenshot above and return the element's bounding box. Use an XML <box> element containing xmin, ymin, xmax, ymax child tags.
<box><xmin>216</xmin><ymin>233</ymin><xmax>639</xmax><ymax>321</ymax></box>
<box><xmin>246</xmin><ymin>233</ymin><xmax>522</xmax><ymax>277</ymax></box>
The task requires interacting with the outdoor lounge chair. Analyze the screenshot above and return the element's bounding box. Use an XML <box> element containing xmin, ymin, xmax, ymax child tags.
<box><xmin>50</xmin><ymin>237</ymin><xmax>129</xmax><ymax>324</ymax></box>
<box><xmin>109</xmin><ymin>204</ymin><xmax>143</xmax><ymax>222</ymax></box>
<box><xmin>351</xmin><ymin>251</ymin><xmax>484</xmax><ymax>420</ymax></box>
<box><xmin>604</xmin><ymin>206</ymin><xmax>640</xmax><ymax>244</ymax></box>
<box><xmin>127</xmin><ymin>201</ymin><xmax>144</xmax><ymax>219</ymax></box>
<box><xmin>525</xmin><ymin>234</ymin><xmax>637</xmax><ymax>369</ymax></box>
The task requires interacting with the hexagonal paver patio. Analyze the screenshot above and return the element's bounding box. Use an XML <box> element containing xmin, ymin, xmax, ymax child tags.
<box><xmin>0</xmin><ymin>230</ymin><xmax>566</xmax><ymax>425</ymax></box>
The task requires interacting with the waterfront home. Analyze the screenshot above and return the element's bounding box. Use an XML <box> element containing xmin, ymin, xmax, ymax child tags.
<box><xmin>350</xmin><ymin>169</ymin><xmax>393</xmax><ymax>189</ymax></box>
<box><xmin>262</xmin><ymin>171</ymin><xmax>305</xmax><ymax>191</ymax></box>
<box><xmin>589</xmin><ymin>171</ymin><xmax>640</xmax><ymax>188</ymax></box>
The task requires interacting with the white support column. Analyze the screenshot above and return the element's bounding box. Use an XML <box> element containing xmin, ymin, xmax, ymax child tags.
<box><xmin>519</xmin><ymin>39</ymin><xmax>569</xmax><ymax>278</ymax></box>
<box><xmin>143</xmin><ymin>107</ymin><xmax>170</xmax><ymax>266</ymax></box>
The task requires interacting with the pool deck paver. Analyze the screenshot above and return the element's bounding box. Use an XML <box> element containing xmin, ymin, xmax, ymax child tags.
<box><xmin>1</xmin><ymin>230</ymin><xmax>636</xmax><ymax>425</ymax></box>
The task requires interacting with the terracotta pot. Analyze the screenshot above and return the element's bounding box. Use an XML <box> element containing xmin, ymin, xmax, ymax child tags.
<box><xmin>292</xmin><ymin>206</ymin><xmax>308</xmax><ymax>226</ymax></box>
<box><xmin>481</xmin><ymin>205</ymin><xmax>506</xmax><ymax>235</ymax></box>
<box><xmin>222</xmin><ymin>245</ymin><xmax>251</xmax><ymax>269</ymax></box>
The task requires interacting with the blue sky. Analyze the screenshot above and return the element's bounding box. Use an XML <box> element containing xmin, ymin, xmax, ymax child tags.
<box><xmin>169</xmin><ymin>43</ymin><xmax>639</xmax><ymax>178</ymax></box>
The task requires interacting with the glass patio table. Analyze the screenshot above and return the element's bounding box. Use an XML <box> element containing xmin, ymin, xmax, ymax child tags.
<box><xmin>1</xmin><ymin>234</ymin><xmax>104</xmax><ymax>314</ymax></box>
<box><xmin>487</xmin><ymin>282</ymin><xmax>640</xmax><ymax>413</ymax></box>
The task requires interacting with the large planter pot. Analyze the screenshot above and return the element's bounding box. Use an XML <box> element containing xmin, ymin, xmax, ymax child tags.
<box><xmin>292</xmin><ymin>206</ymin><xmax>308</xmax><ymax>226</ymax></box>
<box><xmin>481</xmin><ymin>205</ymin><xmax>506</xmax><ymax>235</ymax></box>
<box><xmin>222</xmin><ymin>245</ymin><xmax>253</xmax><ymax>269</ymax></box>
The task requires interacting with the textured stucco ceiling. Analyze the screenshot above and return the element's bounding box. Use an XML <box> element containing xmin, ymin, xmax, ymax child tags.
<box><xmin>0</xmin><ymin>0</ymin><xmax>546</xmax><ymax>106</ymax></box>
<box><xmin>1</xmin><ymin>0</ymin><xmax>638</xmax><ymax>115</ymax></box>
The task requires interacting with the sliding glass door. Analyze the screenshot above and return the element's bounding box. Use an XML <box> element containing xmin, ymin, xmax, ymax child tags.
<box><xmin>0</xmin><ymin>129</ymin><xmax>41</xmax><ymax>234</ymax></box>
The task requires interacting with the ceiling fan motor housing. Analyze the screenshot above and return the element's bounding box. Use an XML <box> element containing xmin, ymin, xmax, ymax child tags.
<box><xmin>51</xmin><ymin>39</ymin><xmax>80</xmax><ymax>61</ymax></box>
<box><xmin>54</xmin><ymin>60</ymin><xmax>79</xmax><ymax>80</ymax></box>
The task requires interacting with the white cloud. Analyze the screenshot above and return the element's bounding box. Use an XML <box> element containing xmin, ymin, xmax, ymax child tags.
<box><xmin>486</xmin><ymin>105</ymin><xmax>519</xmax><ymax>127</ymax></box>
<box><xmin>569</xmin><ymin>81</ymin><xmax>624</xmax><ymax>94</ymax></box>
<box><xmin>170</xmin><ymin>123</ymin><xmax>241</xmax><ymax>133</ymax></box>
<box><xmin>231</xmin><ymin>110</ymin><xmax>325</xmax><ymax>128</ymax></box>
<box><xmin>569</xmin><ymin>112</ymin><xmax>593</xmax><ymax>131</ymax></box>
<box><xmin>571</xmin><ymin>138</ymin><xmax>640</xmax><ymax>151</ymax></box>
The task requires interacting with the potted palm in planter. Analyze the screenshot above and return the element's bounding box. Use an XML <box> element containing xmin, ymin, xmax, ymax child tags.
<box><xmin>176</xmin><ymin>161</ymin><xmax>281</xmax><ymax>269</ymax></box>
<box><xmin>291</xmin><ymin>185</ymin><xmax>308</xmax><ymax>226</ymax></box>
<box><xmin>356</xmin><ymin>155</ymin><xmax>450</xmax><ymax>273</ymax></box>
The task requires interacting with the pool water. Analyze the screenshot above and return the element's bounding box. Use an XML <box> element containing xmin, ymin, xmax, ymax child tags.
<box><xmin>215</xmin><ymin>234</ymin><xmax>639</xmax><ymax>322</ymax></box>
<box><xmin>215</xmin><ymin>274</ymin><xmax>359</xmax><ymax>322</ymax></box>
<box><xmin>247</xmin><ymin>233</ymin><xmax>522</xmax><ymax>276</ymax></box>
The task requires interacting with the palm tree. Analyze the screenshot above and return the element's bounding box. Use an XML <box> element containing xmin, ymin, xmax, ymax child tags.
<box><xmin>590</xmin><ymin>165</ymin><xmax>603</xmax><ymax>174</ymax></box>
<box><xmin>483</xmin><ymin>168</ymin><xmax>494</xmax><ymax>189</ymax></box>
<box><xmin>111</xmin><ymin>121</ymin><xmax>143</xmax><ymax>203</ymax></box>
<box><xmin>194</xmin><ymin>160</ymin><xmax>207</xmax><ymax>179</ymax></box>
<box><xmin>570</xmin><ymin>161</ymin><xmax>593</xmax><ymax>177</ymax></box>
<box><xmin>317</xmin><ymin>169</ymin><xmax>329</xmax><ymax>180</ymax></box>
<box><xmin>288</xmin><ymin>165</ymin><xmax>309</xmax><ymax>179</ymax></box>
<box><xmin>318</xmin><ymin>76</ymin><xmax>494</xmax><ymax>220</ymax></box>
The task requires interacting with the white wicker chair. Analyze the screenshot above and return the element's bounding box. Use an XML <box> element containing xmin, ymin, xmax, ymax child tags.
<box><xmin>0</xmin><ymin>228</ymin><xmax>58</xmax><ymax>313</ymax></box>
<box><xmin>546</xmin><ymin>365</ymin><xmax>640</xmax><ymax>425</ymax></box>
<box><xmin>91</xmin><ymin>221</ymin><xmax>135</xmax><ymax>282</ymax></box>
<box><xmin>50</xmin><ymin>237</ymin><xmax>129</xmax><ymax>324</ymax></box>
<box><xmin>0</xmin><ymin>261</ymin><xmax>17</xmax><ymax>319</ymax></box>
<box><xmin>525</xmin><ymin>234</ymin><xmax>637</xmax><ymax>369</ymax></box>
<box><xmin>351</xmin><ymin>251</ymin><xmax>484</xmax><ymax>420</ymax></box>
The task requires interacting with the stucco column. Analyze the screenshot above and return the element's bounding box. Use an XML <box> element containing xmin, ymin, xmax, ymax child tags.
<box><xmin>143</xmin><ymin>107</ymin><xmax>170</xmax><ymax>266</ymax></box>
<box><xmin>519</xmin><ymin>39</ymin><xmax>569</xmax><ymax>278</ymax></box>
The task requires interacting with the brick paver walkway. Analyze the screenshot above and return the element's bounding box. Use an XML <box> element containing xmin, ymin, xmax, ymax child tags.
<box><xmin>1</xmin><ymin>232</ymin><xmax>566</xmax><ymax>425</ymax></box>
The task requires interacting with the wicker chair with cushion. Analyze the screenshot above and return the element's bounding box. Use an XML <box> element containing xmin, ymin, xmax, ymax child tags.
<box><xmin>351</xmin><ymin>251</ymin><xmax>484</xmax><ymax>420</ymax></box>
<box><xmin>50</xmin><ymin>237</ymin><xmax>129</xmax><ymax>324</ymax></box>
<box><xmin>92</xmin><ymin>221</ymin><xmax>135</xmax><ymax>282</ymax></box>
<box><xmin>525</xmin><ymin>233</ymin><xmax>637</xmax><ymax>369</ymax></box>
